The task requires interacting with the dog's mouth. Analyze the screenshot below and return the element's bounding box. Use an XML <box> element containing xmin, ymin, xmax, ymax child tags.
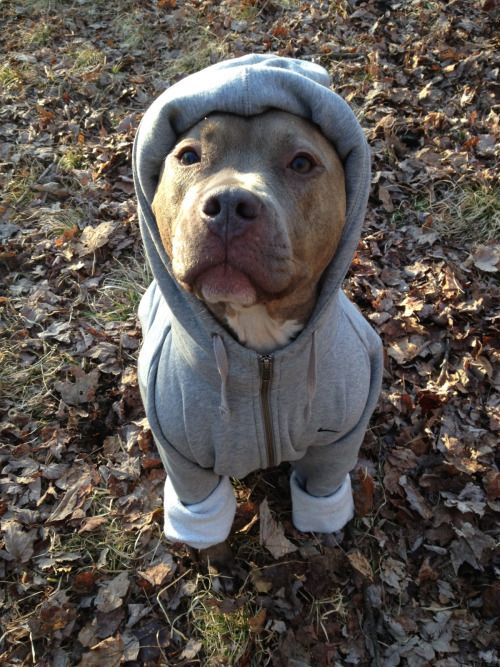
<box><xmin>194</xmin><ymin>263</ymin><xmax>257</xmax><ymax>306</ymax></box>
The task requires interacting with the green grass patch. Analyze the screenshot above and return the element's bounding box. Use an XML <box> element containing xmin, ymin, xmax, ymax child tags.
<box><xmin>184</xmin><ymin>579</ymin><xmax>267</xmax><ymax>666</ymax></box>
<box><xmin>87</xmin><ymin>255</ymin><xmax>151</xmax><ymax>324</ymax></box>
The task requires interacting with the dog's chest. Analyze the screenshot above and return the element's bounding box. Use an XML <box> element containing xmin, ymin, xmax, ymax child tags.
<box><xmin>224</xmin><ymin>304</ymin><xmax>303</xmax><ymax>353</ymax></box>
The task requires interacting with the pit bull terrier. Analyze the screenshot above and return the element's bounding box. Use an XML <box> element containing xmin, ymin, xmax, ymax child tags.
<box><xmin>151</xmin><ymin>110</ymin><xmax>346</xmax><ymax>354</ymax></box>
<box><xmin>133</xmin><ymin>55</ymin><xmax>383</xmax><ymax>558</ymax></box>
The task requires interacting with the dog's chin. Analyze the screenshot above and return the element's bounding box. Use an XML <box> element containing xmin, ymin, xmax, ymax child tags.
<box><xmin>195</xmin><ymin>264</ymin><xmax>257</xmax><ymax>306</ymax></box>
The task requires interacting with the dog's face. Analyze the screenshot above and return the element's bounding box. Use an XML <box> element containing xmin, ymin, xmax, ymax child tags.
<box><xmin>152</xmin><ymin>110</ymin><xmax>345</xmax><ymax>333</ymax></box>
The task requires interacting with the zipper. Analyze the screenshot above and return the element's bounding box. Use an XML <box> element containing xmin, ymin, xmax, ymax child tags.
<box><xmin>259</xmin><ymin>355</ymin><xmax>276</xmax><ymax>467</ymax></box>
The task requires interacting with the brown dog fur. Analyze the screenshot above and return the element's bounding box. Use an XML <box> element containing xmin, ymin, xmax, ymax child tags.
<box><xmin>151</xmin><ymin>110</ymin><xmax>346</xmax><ymax>350</ymax></box>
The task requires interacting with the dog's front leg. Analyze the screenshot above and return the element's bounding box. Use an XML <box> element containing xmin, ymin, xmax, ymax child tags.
<box><xmin>188</xmin><ymin>540</ymin><xmax>236</xmax><ymax>593</ymax></box>
<box><xmin>198</xmin><ymin>540</ymin><xmax>234</xmax><ymax>572</ymax></box>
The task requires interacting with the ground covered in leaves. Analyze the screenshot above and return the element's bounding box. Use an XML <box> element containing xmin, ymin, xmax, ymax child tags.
<box><xmin>0</xmin><ymin>0</ymin><xmax>499</xmax><ymax>665</ymax></box>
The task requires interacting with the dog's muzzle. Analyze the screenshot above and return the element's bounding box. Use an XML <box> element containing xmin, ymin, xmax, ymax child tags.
<box><xmin>200</xmin><ymin>186</ymin><xmax>264</xmax><ymax>240</ymax></box>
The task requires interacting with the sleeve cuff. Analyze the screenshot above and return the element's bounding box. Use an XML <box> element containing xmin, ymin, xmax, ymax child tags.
<box><xmin>163</xmin><ymin>475</ymin><xmax>236</xmax><ymax>549</ymax></box>
<box><xmin>290</xmin><ymin>471</ymin><xmax>354</xmax><ymax>533</ymax></box>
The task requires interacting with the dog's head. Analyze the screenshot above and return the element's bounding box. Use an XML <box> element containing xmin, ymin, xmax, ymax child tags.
<box><xmin>152</xmin><ymin>110</ymin><xmax>346</xmax><ymax>336</ymax></box>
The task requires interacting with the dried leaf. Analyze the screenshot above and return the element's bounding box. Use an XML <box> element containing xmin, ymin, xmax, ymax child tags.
<box><xmin>399</xmin><ymin>475</ymin><xmax>433</xmax><ymax>520</ymax></box>
<box><xmin>248</xmin><ymin>608</ymin><xmax>267</xmax><ymax>633</ymax></box>
<box><xmin>77</xmin><ymin>636</ymin><xmax>124</xmax><ymax>667</ymax></box>
<box><xmin>79</xmin><ymin>221</ymin><xmax>116</xmax><ymax>254</ymax></box>
<box><xmin>137</xmin><ymin>557</ymin><xmax>175</xmax><ymax>587</ymax></box>
<box><xmin>3</xmin><ymin>520</ymin><xmax>36</xmax><ymax>563</ymax></box>
<box><xmin>347</xmin><ymin>550</ymin><xmax>373</xmax><ymax>581</ymax></box>
<box><xmin>180</xmin><ymin>639</ymin><xmax>202</xmax><ymax>660</ymax></box>
<box><xmin>95</xmin><ymin>571</ymin><xmax>130</xmax><ymax>613</ymax></box>
<box><xmin>472</xmin><ymin>245</ymin><xmax>500</xmax><ymax>273</ymax></box>
<box><xmin>54</xmin><ymin>368</ymin><xmax>100</xmax><ymax>405</ymax></box>
<box><xmin>259</xmin><ymin>498</ymin><xmax>297</xmax><ymax>559</ymax></box>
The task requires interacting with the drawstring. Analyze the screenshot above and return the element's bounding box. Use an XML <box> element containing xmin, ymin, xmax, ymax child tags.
<box><xmin>212</xmin><ymin>334</ymin><xmax>230</xmax><ymax>420</ymax></box>
<box><xmin>304</xmin><ymin>331</ymin><xmax>317</xmax><ymax>421</ymax></box>
<box><xmin>212</xmin><ymin>331</ymin><xmax>317</xmax><ymax>422</ymax></box>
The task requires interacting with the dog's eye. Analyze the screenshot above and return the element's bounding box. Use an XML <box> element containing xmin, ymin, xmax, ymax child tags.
<box><xmin>289</xmin><ymin>153</ymin><xmax>315</xmax><ymax>174</ymax></box>
<box><xmin>178</xmin><ymin>149</ymin><xmax>200</xmax><ymax>166</ymax></box>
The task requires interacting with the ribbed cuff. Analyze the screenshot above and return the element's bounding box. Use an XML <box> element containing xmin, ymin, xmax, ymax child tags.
<box><xmin>290</xmin><ymin>471</ymin><xmax>354</xmax><ymax>533</ymax></box>
<box><xmin>163</xmin><ymin>476</ymin><xmax>236</xmax><ymax>549</ymax></box>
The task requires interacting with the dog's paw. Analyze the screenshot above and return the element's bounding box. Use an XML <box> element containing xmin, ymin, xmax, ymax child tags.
<box><xmin>315</xmin><ymin>530</ymin><xmax>345</xmax><ymax>548</ymax></box>
<box><xmin>199</xmin><ymin>540</ymin><xmax>235</xmax><ymax>573</ymax></box>
<box><xmin>189</xmin><ymin>540</ymin><xmax>238</xmax><ymax>593</ymax></box>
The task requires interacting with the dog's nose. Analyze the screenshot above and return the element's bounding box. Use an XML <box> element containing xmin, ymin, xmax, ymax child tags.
<box><xmin>201</xmin><ymin>188</ymin><xmax>263</xmax><ymax>239</ymax></box>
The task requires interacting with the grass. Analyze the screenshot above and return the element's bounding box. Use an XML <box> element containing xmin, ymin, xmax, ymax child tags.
<box><xmin>49</xmin><ymin>497</ymin><xmax>145</xmax><ymax>572</ymax></box>
<box><xmin>2</xmin><ymin>163</ymin><xmax>45</xmax><ymax>209</ymax></box>
<box><xmin>430</xmin><ymin>183</ymin><xmax>500</xmax><ymax>244</ymax></box>
<box><xmin>392</xmin><ymin>181</ymin><xmax>500</xmax><ymax>245</ymax></box>
<box><xmin>162</xmin><ymin>22</ymin><xmax>230</xmax><ymax>79</ymax></box>
<box><xmin>181</xmin><ymin>576</ymin><xmax>268</xmax><ymax>666</ymax></box>
<box><xmin>0</xmin><ymin>324</ymin><xmax>72</xmax><ymax>419</ymax></box>
<box><xmin>58</xmin><ymin>146</ymin><xmax>89</xmax><ymax>172</ymax></box>
<box><xmin>113</xmin><ymin>11</ymin><xmax>157</xmax><ymax>51</ymax></box>
<box><xmin>73</xmin><ymin>46</ymin><xmax>106</xmax><ymax>72</ymax></box>
<box><xmin>28</xmin><ymin>21</ymin><xmax>56</xmax><ymax>46</ymax></box>
<box><xmin>87</xmin><ymin>254</ymin><xmax>151</xmax><ymax>324</ymax></box>
<box><xmin>308</xmin><ymin>592</ymin><xmax>348</xmax><ymax>642</ymax></box>
<box><xmin>0</xmin><ymin>64</ymin><xmax>24</xmax><ymax>91</ymax></box>
<box><xmin>38</xmin><ymin>206</ymin><xmax>84</xmax><ymax>238</ymax></box>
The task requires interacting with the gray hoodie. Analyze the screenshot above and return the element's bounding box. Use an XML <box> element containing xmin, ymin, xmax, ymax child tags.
<box><xmin>133</xmin><ymin>55</ymin><xmax>383</xmax><ymax>548</ymax></box>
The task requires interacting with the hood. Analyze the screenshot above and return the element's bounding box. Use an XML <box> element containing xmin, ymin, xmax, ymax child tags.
<box><xmin>133</xmin><ymin>54</ymin><xmax>371</xmax><ymax>357</ymax></box>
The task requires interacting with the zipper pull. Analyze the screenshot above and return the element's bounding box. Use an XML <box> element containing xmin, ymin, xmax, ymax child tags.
<box><xmin>259</xmin><ymin>354</ymin><xmax>273</xmax><ymax>380</ymax></box>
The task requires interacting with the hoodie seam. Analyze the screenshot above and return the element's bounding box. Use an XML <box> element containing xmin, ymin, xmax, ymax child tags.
<box><xmin>342</xmin><ymin>303</ymin><xmax>372</xmax><ymax>362</ymax></box>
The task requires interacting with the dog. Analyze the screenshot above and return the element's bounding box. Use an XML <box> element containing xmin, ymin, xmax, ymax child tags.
<box><xmin>134</xmin><ymin>55</ymin><xmax>383</xmax><ymax>564</ymax></box>
<box><xmin>151</xmin><ymin>110</ymin><xmax>346</xmax><ymax>354</ymax></box>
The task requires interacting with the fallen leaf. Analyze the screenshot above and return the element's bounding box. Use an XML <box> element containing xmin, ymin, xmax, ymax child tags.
<box><xmin>259</xmin><ymin>498</ymin><xmax>297</xmax><ymax>559</ymax></box>
<box><xmin>353</xmin><ymin>467</ymin><xmax>375</xmax><ymax>515</ymax></box>
<box><xmin>95</xmin><ymin>571</ymin><xmax>130</xmax><ymax>613</ymax></box>
<box><xmin>472</xmin><ymin>244</ymin><xmax>500</xmax><ymax>273</ymax></box>
<box><xmin>399</xmin><ymin>475</ymin><xmax>433</xmax><ymax>520</ymax></box>
<box><xmin>347</xmin><ymin>550</ymin><xmax>373</xmax><ymax>581</ymax></box>
<box><xmin>54</xmin><ymin>368</ymin><xmax>100</xmax><ymax>405</ymax></box>
<box><xmin>180</xmin><ymin>639</ymin><xmax>202</xmax><ymax>660</ymax></box>
<box><xmin>77</xmin><ymin>635</ymin><xmax>124</xmax><ymax>667</ymax></box>
<box><xmin>137</xmin><ymin>557</ymin><xmax>175</xmax><ymax>587</ymax></box>
<box><xmin>47</xmin><ymin>472</ymin><xmax>94</xmax><ymax>522</ymax></box>
<box><xmin>2</xmin><ymin>521</ymin><xmax>37</xmax><ymax>563</ymax></box>
<box><xmin>79</xmin><ymin>221</ymin><xmax>116</xmax><ymax>255</ymax></box>
<box><xmin>78</xmin><ymin>515</ymin><xmax>108</xmax><ymax>533</ymax></box>
<box><xmin>248</xmin><ymin>608</ymin><xmax>267</xmax><ymax>633</ymax></box>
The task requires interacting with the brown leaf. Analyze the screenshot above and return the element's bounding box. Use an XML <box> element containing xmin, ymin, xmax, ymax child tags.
<box><xmin>137</xmin><ymin>558</ymin><xmax>175</xmax><ymax>587</ymax></box>
<box><xmin>353</xmin><ymin>467</ymin><xmax>375</xmax><ymax>516</ymax></box>
<box><xmin>259</xmin><ymin>498</ymin><xmax>297</xmax><ymax>559</ymax></box>
<box><xmin>95</xmin><ymin>571</ymin><xmax>130</xmax><ymax>613</ymax></box>
<box><xmin>347</xmin><ymin>550</ymin><xmax>373</xmax><ymax>581</ymax></box>
<box><xmin>47</xmin><ymin>472</ymin><xmax>93</xmax><ymax>523</ymax></box>
<box><xmin>78</xmin><ymin>221</ymin><xmax>116</xmax><ymax>255</ymax></box>
<box><xmin>78</xmin><ymin>516</ymin><xmax>108</xmax><ymax>533</ymax></box>
<box><xmin>180</xmin><ymin>639</ymin><xmax>202</xmax><ymax>660</ymax></box>
<box><xmin>248</xmin><ymin>608</ymin><xmax>267</xmax><ymax>633</ymax></box>
<box><xmin>73</xmin><ymin>571</ymin><xmax>98</xmax><ymax>594</ymax></box>
<box><xmin>77</xmin><ymin>635</ymin><xmax>124</xmax><ymax>667</ymax></box>
<box><xmin>483</xmin><ymin>471</ymin><xmax>500</xmax><ymax>500</ymax></box>
<box><xmin>3</xmin><ymin>521</ymin><xmax>36</xmax><ymax>563</ymax></box>
<box><xmin>54</xmin><ymin>367</ymin><xmax>99</xmax><ymax>405</ymax></box>
<box><xmin>399</xmin><ymin>475</ymin><xmax>433</xmax><ymax>520</ymax></box>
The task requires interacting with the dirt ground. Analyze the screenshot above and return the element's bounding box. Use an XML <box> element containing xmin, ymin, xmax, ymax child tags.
<box><xmin>0</xmin><ymin>0</ymin><xmax>498</xmax><ymax>665</ymax></box>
